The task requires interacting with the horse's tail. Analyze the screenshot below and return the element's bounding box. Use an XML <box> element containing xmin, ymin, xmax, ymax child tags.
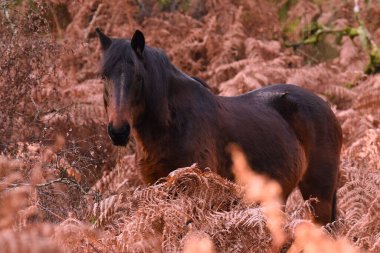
<box><xmin>267</xmin><ymin>92</ymin><xmax>307</xmax><ymax>148</ymax></box>
<box><xmin>268</xmin><ymin>88</ymin><xmax>342</xmax><ymax>224</ymax></box>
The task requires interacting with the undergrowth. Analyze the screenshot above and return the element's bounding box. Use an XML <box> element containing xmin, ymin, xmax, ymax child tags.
<box><xmin>0</xmin><ymin>0</ymin><xmax>379</xmax><ymax>252</ymax></box>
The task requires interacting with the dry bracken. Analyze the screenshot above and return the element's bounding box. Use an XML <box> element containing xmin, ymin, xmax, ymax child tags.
<box><xmin>0</xmin><ymin>0</ymin><xmax>379</xmax><ymax>252</ymax></box>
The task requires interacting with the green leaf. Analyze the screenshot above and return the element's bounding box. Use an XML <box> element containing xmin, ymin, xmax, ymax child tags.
<box><xmin>346</xmin><ymin>27</ymin><xmax>359</xmax><ymax>38</ymax></box>
<box><xmin>357</xmin><ymin>26</ymin><xmax>369</xmax><ymax>50</ymax></box>
<box><xmin>302</xmin><ymin>34</ymin><xmax>320</xmax><ymax>45</ymax></box>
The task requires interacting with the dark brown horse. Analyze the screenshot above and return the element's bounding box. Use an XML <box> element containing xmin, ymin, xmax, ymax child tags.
<box><xmin>95</xmin><ymin>28</ymin><xmax>342</xmax><ymax>225</ymax></box>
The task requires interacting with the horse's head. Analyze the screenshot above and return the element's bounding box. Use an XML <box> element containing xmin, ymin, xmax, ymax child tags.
<box><xmin>96</xmin><ymin>28</ymin><xmax>146</xmax><ymax>146</ymax></box>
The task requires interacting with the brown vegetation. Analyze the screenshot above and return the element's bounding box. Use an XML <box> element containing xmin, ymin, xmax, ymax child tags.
<box><xmin>0</xmin><ymin>0</ymin><xmax>379</xmax><ymax>252</ymax></box>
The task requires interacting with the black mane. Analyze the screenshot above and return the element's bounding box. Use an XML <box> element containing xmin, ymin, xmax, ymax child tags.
<box><xmin>101</xmin><ymin>38</ymin><xmax>215</xmax><ymax>129</ymax></box>
<box><xmin>101</xmin><ymin>38</ymin><xmax>173</xmax><ymax>78</ymax></box>
<box><xmin>101</xmin><ymin>39</ymin><xmax>131</xmax><ymax>77</ymax></box>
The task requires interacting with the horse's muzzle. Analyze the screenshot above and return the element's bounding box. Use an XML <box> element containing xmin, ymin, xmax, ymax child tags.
<box><xmin>107</xmin><ymin>123</ymin><xmax>130</xmax><ymax>146</ymax></box>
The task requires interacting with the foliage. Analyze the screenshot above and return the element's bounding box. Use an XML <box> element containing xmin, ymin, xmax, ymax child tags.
<box><xmin>157</xmin><ymin>0</ymin><xmax>191</xmax><ymax>12</ymax></box>
<box><xmin>284</xmin><ymin>0</ymin><xmax>380</xmax><ymax>74</ymax></box>
<box><xmin>0</xmin><ymin>0</ymin><xmax>379</xmax><ymax>252</ymax></box>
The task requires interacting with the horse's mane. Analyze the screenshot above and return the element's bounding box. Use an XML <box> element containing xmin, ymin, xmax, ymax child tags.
<box><xmin>101</xmin><ymin>39</ymin><xmax>131</xmax><ymax>77</ymax></box>
<box><xmin>101</xmin><ymin>38</ymin><xmax>209</xmax><ymax>93</ymax></box>
<box><xmin>101</xmin><ymin>39</ymin><xmax>172</xmax><ymax>76</ymax></box>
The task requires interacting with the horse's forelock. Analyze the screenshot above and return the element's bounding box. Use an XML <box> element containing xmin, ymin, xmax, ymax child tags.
<box><xmin>101</xmin><ymin>39</ymin><xmax>133</xmax><ymax>77</ymax></box>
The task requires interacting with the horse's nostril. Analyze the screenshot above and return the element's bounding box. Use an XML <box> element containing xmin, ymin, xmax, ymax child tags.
<box><xmin>107</xmin><ymin>123</ymin><xmax>130</xmax><ymax>146</ymax></box>
<box><xmin>108</xmin><ymin>123</ymin><xmax>130</xmax><ymax>137</ymax></box>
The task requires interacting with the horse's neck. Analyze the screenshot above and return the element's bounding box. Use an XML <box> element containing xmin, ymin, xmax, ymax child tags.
<box><xmin>132</xmin><ymin>68</ymin><xmax>201</xmax><ymax>146</ymax></box>
<box><xmin>131</xmin><ymin>66</ymin><xmax>174</xmax><ymax>144</ymax></box>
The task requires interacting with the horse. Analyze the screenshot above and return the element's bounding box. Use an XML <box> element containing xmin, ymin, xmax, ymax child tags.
<box><xmin>95</xmin><ymin>28</ymin><xmax>342</xmax><ymax>225</ymax></box>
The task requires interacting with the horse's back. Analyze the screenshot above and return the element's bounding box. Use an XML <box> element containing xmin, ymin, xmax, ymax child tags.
<box><xmin>247</xmin><ymin>84</ymin><xmax>342</xmax><ymax>159</ymax></box>
<box><xmin>246</xmin><ymin>84</ymin><xmax>342</xmax><ymax>224</ymax></box>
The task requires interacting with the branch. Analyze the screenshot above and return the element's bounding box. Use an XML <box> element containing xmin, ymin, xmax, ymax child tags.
<box><xmin>2</xmin><ymin>1</ymin><xmax>16</xmax><ymax>35</ymax></box>
<box><xmin>3</xmin><ymin>177</ymin><xmax>100</xmax><ymax>198</ymax></box>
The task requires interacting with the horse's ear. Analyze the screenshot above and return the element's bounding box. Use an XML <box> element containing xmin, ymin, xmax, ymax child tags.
<box><xmin>131</xmin><ymin>30</ymin><xmax>145</xmax><ymax>58</ymax></box>
<box><xmin>96</xmin><ymin>28</ymin><xmax>112</xmax><ymax>50</ymax></box>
